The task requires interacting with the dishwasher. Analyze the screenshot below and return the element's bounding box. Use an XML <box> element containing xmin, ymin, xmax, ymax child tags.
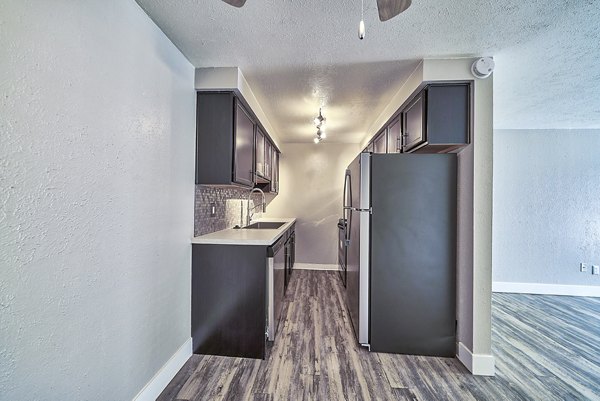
<box><xmin>267</xmin><ymin>234</ymin><xmax>286</xmax><ymax>341</ymax></box>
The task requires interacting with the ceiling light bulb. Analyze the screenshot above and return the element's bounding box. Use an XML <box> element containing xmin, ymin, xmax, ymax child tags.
<box><xmin>314</xmin><ymin>137</ymin><xmax>320</xmax><ymax>144</ymax></box>
<box><xmin>320</xmin><ymin>131</ymin><xmax>326</xmax><ymax>139</ymax></box>
<box><xmin>314</xmin><ymin>117</ymin><xmax>321</xmax><ymax>126</ymax></box>
<box><xmin>359</xmin><ymin>20</ymin><xmax>365</xmax><ymax>40</ymax></box>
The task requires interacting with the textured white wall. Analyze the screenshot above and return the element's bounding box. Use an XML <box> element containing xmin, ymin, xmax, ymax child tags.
<box><xmin>265</xmin><ymin>143</ymin><xmax>359</xmax><ymax>265</ymax></box>
<box><xmin>493</xmin><ymin>129</ymin><xmax>600</xmax><ymax>286</ymax></box>
<box><xmin>0</xmin><ymin>1</ymin><xmax>195</xmax><ymax>400</ymax></box>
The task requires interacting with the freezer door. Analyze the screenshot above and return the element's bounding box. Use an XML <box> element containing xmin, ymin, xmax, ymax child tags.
<box><xmin>345</xmin><ymin>153</ymin><xmax>371</xmax><ymax>346</ymax></box>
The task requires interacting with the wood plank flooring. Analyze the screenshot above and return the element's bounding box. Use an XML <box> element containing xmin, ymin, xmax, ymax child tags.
<box><xmin>158</xmin><ymin>270</ymin><xmax>600</xmax><ymax>401</ymax></box>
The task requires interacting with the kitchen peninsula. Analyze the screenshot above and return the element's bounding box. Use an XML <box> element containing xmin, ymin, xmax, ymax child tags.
<box><xmin>191</xmin><ymin>218</ymin><xmax>296</xmax><ymax>359</ymax></box>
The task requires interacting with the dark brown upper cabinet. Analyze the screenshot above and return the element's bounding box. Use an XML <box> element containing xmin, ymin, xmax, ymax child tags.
<box><xmin>271</xmin><ymin>150</ymin><xmax>279</xmax><ymax>194</ymax></box>
<box><xmin>374</xmin><ymin>130</ymin><xmax>387</xmax><ymax>153</ymax></box>
<box><xmin>403</xmin><ymin>83</ymin><xmax>470</xmax><ymax>153</ymax></box>
<box><xmin>195</xmin><ymin>91</ymin><xmax>280</xmax><ymax>188</ymax></box>
<box><xmin>196</xmin><ymin>92</ymin><xmax>252</xmax><ymax>187</ymax></box>
<box><xmin>234</xmin><ymin>101</ymin><xmax>256</xmax><ymax>187</ymax></box>
<box><xmin>255</xmin><ymin>127</ymin><xmax>266</xmax><ymax>182</ymax></box>
<box><xmin>264</xmin><ymin>140</ymin><xmax>272</xmax><ymax>181</ymax></box>
<box><xmin>417</xmin><ymin>84</ymin><xmax>470</xmax><ymax>153</ymax></box>
<box><xmin>365</xmin><ymin>82</ymin><xmax>470</xmax><ymax>155</ymax></box>
<box><xmin>402</xmin><ymin>91</ymin><xmax>426</xmax><ymax>153</ymax></box>
<box><xmin>387</xmin><ymin>117</ymin><xmax>401</xmax><ymax>154</ymax></box>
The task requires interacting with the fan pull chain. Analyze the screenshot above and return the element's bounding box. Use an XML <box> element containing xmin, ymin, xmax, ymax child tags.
<box><xmin>359</xmin><ymin>0</ymin><xmax>365</xmax><ymax>39</ymax></box>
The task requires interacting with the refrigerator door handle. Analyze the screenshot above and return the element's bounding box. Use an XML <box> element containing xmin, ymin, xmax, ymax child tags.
<box><xmin>343</xmin><ymin>171</ymin><xmax>352</xmax><ymax>207</ymax></box>
<box><xmin>344</xmin><ymin>213</ymin><xmax>351</xmax><ymax>245</ymax></box>
<box><xmin>343</xmin><ymin>170</ymin><xmax>353</xmax><ymax>244</ymax></box>
<box><xmin>342</xmin><ymin>172</ymin><xmax>348</xmax><ymax>216</ymax></box>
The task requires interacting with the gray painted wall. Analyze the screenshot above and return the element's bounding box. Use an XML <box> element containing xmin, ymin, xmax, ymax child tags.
<box><xmin>0</xmin><ymin>1</ymin><xmax>195</xmax><ymax>400</ymax></box>
<box><xmin>265</xmin><ymin>143</ymin><xmax>359</xmax><ymax>265</ymax></box>
<box><xmin>493</xmin><ymin>129</ymin><xmax>600</xmax><ymax>286</ymax></box>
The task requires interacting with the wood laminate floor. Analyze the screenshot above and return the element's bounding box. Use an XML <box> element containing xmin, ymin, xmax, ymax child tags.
<box><xmin>158</xmin><ymin>270</ymin><xmax>600</xmax><ymax>401</ymax></box>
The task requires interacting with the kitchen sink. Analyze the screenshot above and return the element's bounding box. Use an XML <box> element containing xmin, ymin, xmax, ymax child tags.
<box><xmin>243</xmin><ymin>222</ymin><xmax>286</xmax><ymax>229</ymax></box>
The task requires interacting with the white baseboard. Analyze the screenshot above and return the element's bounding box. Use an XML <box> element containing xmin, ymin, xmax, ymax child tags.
<box><xmin>457</xmin><ymin>342</ymin><xmax>495</xmax><ymax>376</ymax></box>
<box><xmin>133</xmin><ymin>337</ymin><xmax>192</xmax><ymax>401</ymax></box>
<box><xmin>492</xmin><ymin>281</ymin><xmax>600</xmax><ymax>297</ymax></box>
<box><xmin>294</xmin><ymin>263</ymin><xmax>338</xmax><ymax>271</ymax></box>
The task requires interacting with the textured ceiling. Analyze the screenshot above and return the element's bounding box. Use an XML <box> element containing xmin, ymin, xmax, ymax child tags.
<box><xmin>136</xmin><ymin>0</ymin><xmax>600</xmax><ymax>141</ymax></box>
<box><xmin>493</xmin><ymin>1</ymin><xmax>600</xmax><ymax>129</ymax></box>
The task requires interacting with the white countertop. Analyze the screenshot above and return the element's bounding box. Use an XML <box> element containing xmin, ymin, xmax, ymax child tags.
<box><xmin>191</xmin><ymin>217</ymin><xmax>296</xmax><ymax>246</ymax></box>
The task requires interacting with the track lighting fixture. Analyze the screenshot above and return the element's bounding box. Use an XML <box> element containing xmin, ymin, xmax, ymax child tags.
<box><xmin>314</xmin><ymin>108</ymin><xmax>326</xmax><ymax>128</ymax></box>
<box><xmin>313</xmin><ymin>109</ymin><xmax>327</xmax><ymax>143</ymax></box>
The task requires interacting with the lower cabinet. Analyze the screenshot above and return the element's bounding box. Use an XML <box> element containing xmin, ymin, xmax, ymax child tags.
<box><xmin>191</xmin><ymin>244</ymin><xmax>268</xmax><ymax>359</ymax></box>
<box><xmin>191</xmin><ymin>225</ymin><xmax>296</xmax><ymax>360</ymax></box>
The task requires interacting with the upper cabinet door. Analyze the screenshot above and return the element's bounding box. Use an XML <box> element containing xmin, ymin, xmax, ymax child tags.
<box><xmin>264</xmin><ymin>140</ymin><xmax>272</xmax><ymax>180</ymax></box>
<box><xmin>403</xmin><ymin>91</ymin><xmax>426</xmax><ymax>152</ymax></box>
<box><xmin>270</xmin><ymin>150</ymin><xmax>279</xmax><ymax>194</ymax></box>
<box><xmin>255</xmin><ymin>128</ymin><xmax>266</xmax><ymax>178</ymax></box>
<box><xmin>426</xmin><ymin>84</ymin><xmax>470</xmax><ymax>149</ymax></box>
<box><xmin>387</xmin><ymin>117</ymin><xmax>401</xmax><ymax>154</ymax></box>
<box><xmin>234</xmin><ymin>101</ymin><xmax>255</xmax><ymax>187</ymax></box>
<box><xmin>374</xmin><ymin>130</ymin><xmax>387</xmax><ymax>153</ymax></box>
<box><xmin>271</xmin><ymin>150</ymin><xmax>279</xmax><ymax>194</ymax></box>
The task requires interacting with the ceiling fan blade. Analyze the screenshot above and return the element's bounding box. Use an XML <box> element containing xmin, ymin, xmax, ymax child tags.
<box><xmin>221</xmin><ymin>0</ymin><xmax>246</xmax><ymax>7</ymax></box>
<box><xmin>376</xmin><ymin>0</ymin><xmax>411</xmax><ymax>21</ymax></box>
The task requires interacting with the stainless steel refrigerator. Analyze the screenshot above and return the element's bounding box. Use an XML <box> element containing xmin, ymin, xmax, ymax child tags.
<box><xmin>343</xmin><ymin>152</ymin><xmax>457</xmax><ymax>357</ymax></box>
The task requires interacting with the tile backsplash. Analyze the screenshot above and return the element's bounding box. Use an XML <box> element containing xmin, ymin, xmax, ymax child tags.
<box><xmin>194</xmin><ymin>185</ymin><xmax>259</xmax><ymax>236</ymax></box>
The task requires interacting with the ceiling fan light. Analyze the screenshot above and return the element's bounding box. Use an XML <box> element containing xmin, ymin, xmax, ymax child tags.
<box><xmin>359</xmin><ymin>20</ymin><xmax>365</xmax><ymax>40</ymax></box>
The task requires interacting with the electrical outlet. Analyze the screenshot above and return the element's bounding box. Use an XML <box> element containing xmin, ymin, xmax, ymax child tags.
<box><xmin>580</xmin><ymin>263</ymin><xmax>588</xmax><ymax>272</ymax></box>
<box><xmin>593</xmin><ymin>265</ymin><xmax>599</xmax><ymax>275</ymax></box>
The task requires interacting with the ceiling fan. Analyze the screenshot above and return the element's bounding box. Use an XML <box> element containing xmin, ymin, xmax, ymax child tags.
<box><xmin>220</xmin><ymin>0</ymin><xmax>412</xmax><ymax>22</ymax></box>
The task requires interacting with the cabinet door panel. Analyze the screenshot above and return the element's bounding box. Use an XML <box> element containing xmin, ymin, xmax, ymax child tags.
<box><xmin>271</xmin><ymin>151</ymin><xmax>279</xmax><ymax>193</ymax></box>
<box><xmin>234</xmin><ymin>102</ymin><xmax>255</xmax><ymax>186</ymax></box>
<box><xmin>374</xmin><ymin>130</ymin><xmax>387</xmax><ymax>153</ymax></box>
<box><xmin>255</xmin><ymin>128</ymin><xmax>266</xmax><ymax>178</ymax></box>
<box><xmin>403</xmin><ymin>92</ymin><xmax>425</xmax><ymax>152</ymax></box>
<box><xmin>427</xmin><ymin>84</ymin><xmax>469</xmax><ymax>145</ymax></box>
<box><xmin>387</xmin><ymin>118</ymin><xmax>401</xmax><ymax>153</ymax></box>
<box><xmin>264</xmin><ymin>141</ymin><xmax>272</xmax><ymax>180</ymax></box>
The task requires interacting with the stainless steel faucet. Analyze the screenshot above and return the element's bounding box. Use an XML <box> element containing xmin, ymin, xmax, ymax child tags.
<box><xmin>246</xmin><ymin>188</ymin><xmax>266</xmax><ymax>226</ymax></box>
